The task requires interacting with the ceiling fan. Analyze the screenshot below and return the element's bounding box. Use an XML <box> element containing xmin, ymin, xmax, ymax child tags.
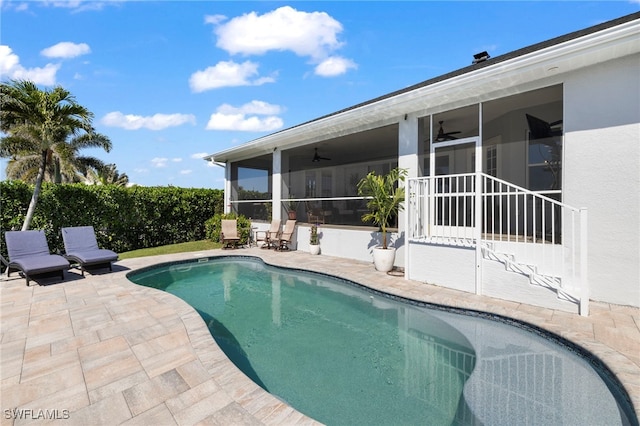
<box><xmin>312</xmin><ymin>148</ymin><xmax>331</xmax><ymax>162</ymax></box>
<box><xmin>435</xmin><ymin>121</ymin><xmax>461</xmax><ymax>142</ymax></box>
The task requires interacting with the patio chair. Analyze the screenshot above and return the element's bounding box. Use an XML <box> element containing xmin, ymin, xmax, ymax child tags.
<box><xmin>61</xmin><ymin>226</ymin><xmax>118</xmax><ymax>276</ymax></box>
<box><xmin>221</xmin><ymin>219</ymin><xmax>241</xmax><ymax>249</ymax></box>
<box><xmin>305</xmin><ymin>201</ymin><xmax>325</xmax><ymax>224</ymax></box>
<box><xmin>275</xmin><ymin>220</ymin><xmax>297</xmax><ymax>251</ymax></box>
<box><xmin>4</xmin><ymin>230</ymin><xmax>70</xmax><ymax>286</ymax></box>
<box><xmin>255</xmin><ymin>219</ymin><xmax>281</xmax><ymax>249</ymax></box>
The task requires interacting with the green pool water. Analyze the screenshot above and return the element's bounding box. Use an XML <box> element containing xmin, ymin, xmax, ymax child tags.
<box><xmin>128</xmin><ymin>256</ymin><xmax>636</xmax><ymax>426</ymax></box>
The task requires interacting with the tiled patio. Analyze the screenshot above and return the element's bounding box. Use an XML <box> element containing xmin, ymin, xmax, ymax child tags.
<box><xmin>1</xmin><ymin>248</ymin><xmax>638</xmax><ymax>425</ymax></box>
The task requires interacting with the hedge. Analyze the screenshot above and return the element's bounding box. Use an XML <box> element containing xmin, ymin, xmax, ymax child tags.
<box><xmin>0</xmin><ymin>180</ymin><xmax>223</xmax><ymax>259</ymax></box>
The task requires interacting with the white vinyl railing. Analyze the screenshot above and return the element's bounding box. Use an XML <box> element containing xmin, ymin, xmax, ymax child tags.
<box><xmin>407</xmin><ymin>173</ymin><xmax>589</xmax><ymax>316</ymax></box>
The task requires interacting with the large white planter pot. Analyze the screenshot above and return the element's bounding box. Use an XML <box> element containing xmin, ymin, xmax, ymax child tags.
<box><xmin>373</xmin><ymin>247</ymin><xmax>396</xmax><ymax>272</ymax></box>
<box><xmin>309</xmin><ymin>244</ymin><xmax>320</xmax><ymax>255</ymax></box>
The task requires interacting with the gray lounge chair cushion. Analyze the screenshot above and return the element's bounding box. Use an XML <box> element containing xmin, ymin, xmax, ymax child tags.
<box><xmin>62</xmin><ymin>226</ymin><xmax>118</xmax><ymax>266</ymax></box>
<box><xmin>10</xmin><ymin>255</ymin><xmax>70</xmax><ymax>275</ymax></box>
<box><xmin>66</xmin><ymin>248</ymin><xmax>118</xmax><ymax>265</ymax></box>
<box><xmin>5</xmin><ymin>230</ymin><xmax>69</xmax><ymax>275</ymax></box>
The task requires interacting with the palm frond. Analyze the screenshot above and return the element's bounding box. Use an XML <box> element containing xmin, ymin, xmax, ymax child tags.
<box><xmin>357</xmin><ymin>167</ymin><xmax>407</xmax><ymax>249</ymax></box>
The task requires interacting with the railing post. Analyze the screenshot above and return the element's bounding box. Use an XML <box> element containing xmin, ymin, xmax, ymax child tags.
<box><xmin>579</xmin><ymin>208</ymin><xmax>589</xmax><ymax>316</ymax></box>
<box><xmin>405</xmin><ymin>179</ymin><xmax>412</xmax><ymax>281</ymax></box>
<box><xmin>475</xmin><ymin>171</ymin><xmax>483</xmax><ymax>295</ymax></box>
<box><xmin>429</xmin><ymin>176</ymin><xmax>435</xmax><ymax>241</ymax></box>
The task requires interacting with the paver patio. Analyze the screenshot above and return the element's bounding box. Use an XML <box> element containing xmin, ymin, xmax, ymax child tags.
<box><xmin>1</xmin><ymin>248</ymin><xmax>638</xmax><ymax>425</ymax></box>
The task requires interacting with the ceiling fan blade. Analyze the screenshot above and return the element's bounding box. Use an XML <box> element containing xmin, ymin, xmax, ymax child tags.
<box><xmin>435</xmin><ymin>121</ymin><xmax>461</xmax><ymax>141</ymax></box>
<box><xmin>312</xmin><ymin>148</ymin><xmax>330</xmax><ymax>162</ymax></box>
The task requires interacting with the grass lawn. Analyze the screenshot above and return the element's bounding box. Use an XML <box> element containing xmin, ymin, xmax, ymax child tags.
<box><xmin>118</xmin><ymin>240</ymin><xmax>221</xmax><ymax>260</ymax></box>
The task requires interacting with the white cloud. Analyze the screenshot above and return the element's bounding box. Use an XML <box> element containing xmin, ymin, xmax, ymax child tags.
<box><xmin>151</xmin><ymin>158</ymin><xmax>168</xmax><ymax>168</ymax></box>
<box><xmin>148</xmin><ymin>157</ymin><xmax>182</xmax><ymax>168</ymax></box>
<box><xmin>189</xmin><ymin>60</ymin><xmax>275</xmax><ymax>92</ymax></box>
<box><xmin>314</xmin><ymin>56</ymin><xmax>357</xmax><ymax>77</ymax></box>
<box><xmin>41</xmin><ymin>42</ymin><xmax>91</xmax><ymax>59</ymax></box>
<box><xmin>3</xmin><ymin>2</ymin><xmax>30</xmax><ymax>12</ymax></box>
<box><xmin>205</xmin><ymin>100</ymin><xmax>284</xmax><ymax>132</ymax></box>
<box><xmin>180</xmin><ymin>170</ymin><xmax>193</xmax><ymax>175</ymax></box>
<box><xmin>213</xmin><ymin>6</ymin><xmax>343</xmax><ymax>61</ymax></box>
<box><xmin>204</xmin><ymin>14</ymin><xmax>226</xmax><ymax>25</ymax></box>
<box><xmin>217</xmin><ymin>100</ymin><xmax>282</xmax><ymax>116</ymax></box>
<box><xmin>208</xmin><ymin>6</ymin><xmax>357</xmax><ymax>78</ymax></box>
<box><xmin>101</xmin><ymin>111</ymin><xmax>196</xmax><ymax>130</ymax></box>
<box><xmin>0</xmin><ymin>45</ymin><xmax>60</xmax><ymax>85</ymax></box>
<box><xmin>194</xmin><ymin>6</ymin><xmax>355</xmax><ymax>91</ymax></box>
<box><xmin>40</xmin><ymin>1</ymin><xmax>119</xmax><ymax>12</ymax></box>
<box><xmin>191</xmin><ymin>152</ymin><xmax>209</xmax><ymax>159</ymax></box>
<box><xmin>44</xmin><ymin>1</ymin><xmax>86</xmax><ymax>8</ymax></box>
<box><xmin>206</xmin><ymin>113</ymin><xmax>283</xmax><ymax>132</ymax></box>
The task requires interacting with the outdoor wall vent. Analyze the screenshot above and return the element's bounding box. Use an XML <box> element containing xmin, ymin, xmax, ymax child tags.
<box><xmin>472</xmin><ymin>51</ymin><xmax>490</xmax><ymax>64</ymax></box>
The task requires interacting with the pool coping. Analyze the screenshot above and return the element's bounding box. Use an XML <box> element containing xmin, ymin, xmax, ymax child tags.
<box><xmin>1</xmin><ymin>248</ymin><xmax>638</xmax><ymax>425</ymax></box>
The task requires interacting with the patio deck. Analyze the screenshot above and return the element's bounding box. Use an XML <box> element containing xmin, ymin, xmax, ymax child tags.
<box><xmin>1</xmin><ymin>248</ymin><xmax>638</xmax><ymax>425</ymax></box>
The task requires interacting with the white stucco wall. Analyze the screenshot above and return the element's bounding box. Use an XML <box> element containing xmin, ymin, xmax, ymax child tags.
<box><xmin>294</xmin><ymin>224</ymin><xmax>405</xmax><ymax>267</ymax></box>
<box><xmin>407</xmin><ymin>243</ymin><xmax>476</xmax><ymax>293</ymax></box>
<box><xmin>563</xmin><ymin>53</ymin><xmax>640</xmax><ymax>307</ymax></box>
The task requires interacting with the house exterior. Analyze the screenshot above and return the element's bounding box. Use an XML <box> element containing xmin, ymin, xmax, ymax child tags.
<box><xmin>206</xmin><ymin>12</ymin><xmax>640</xmax><ymax>315</ymax></box>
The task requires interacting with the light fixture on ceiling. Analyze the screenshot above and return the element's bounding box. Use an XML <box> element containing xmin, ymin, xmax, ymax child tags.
<box><xmin>312</xmin><ymin>148</ymin><xmax>331</xmax><ymax>162</ymax></box>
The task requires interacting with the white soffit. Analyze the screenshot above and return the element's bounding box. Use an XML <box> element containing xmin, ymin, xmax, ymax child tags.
<box><xmin>207</xmin><ymin>18</ymin><xmax>639</xmax><ymax>164</ymax></box>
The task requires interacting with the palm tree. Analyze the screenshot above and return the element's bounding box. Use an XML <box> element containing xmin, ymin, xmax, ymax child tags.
<box><xmin>5</xmin><ymin>133</ymin><xmax>111</xmax><ymax>184</ymax></box>
<box><xmin>0</xmin><ymin>79</ymin><xmax>112</xmax><ymax>230</ymax></box>
<box><xmin>83</xmin><ymin>163</ymin><xmax>129</xmax><ymax>187</ymax></box>
<box><xmin>357</xmin><ymin>167</ymin><xmax>407</xmax><ymax>249</ymax></box>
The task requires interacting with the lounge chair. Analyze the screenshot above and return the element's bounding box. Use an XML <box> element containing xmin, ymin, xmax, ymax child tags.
<box><xmin>275</xmin><ymin>220</ymin><xmax>297</xmax><ymax>251</ymax></box>
<box><xmin>4</xmin><ymin>230</ymin><xmax>70</xmax><ymax>286</ymax></box>
<box><xmin>61</xmin><ymin>226</ymin><xmax>118</xmax><ymax>276</ymax></box>
<box><xmin>221</xmin><ymin>219</ymin><xmax>241</xmax><ymax>249</ymax></box>
<box><xmin>255</xmin><ymin>219</ymin><xmax>281</xmax><ymax>249</ymax></box>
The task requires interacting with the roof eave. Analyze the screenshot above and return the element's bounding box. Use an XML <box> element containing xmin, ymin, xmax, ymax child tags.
<box><xmin>206</xmin><ymin>14</ymin><xmax>640</xmax><ymax>164</ymax></box>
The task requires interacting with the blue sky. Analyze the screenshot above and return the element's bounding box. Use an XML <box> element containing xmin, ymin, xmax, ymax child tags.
<box><xmin>1</xmin><ymin>1</ymin><xmax>638</xmax><ymax>189</ymax></box>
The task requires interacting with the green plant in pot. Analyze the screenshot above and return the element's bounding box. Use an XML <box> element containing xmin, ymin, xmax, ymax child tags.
<box><xmin>309</xmin><ymin>223</ymin><xmax>320</xmax><ymax>255</ymax></box>
<box><xmin>357</xmin><ymin>167</ymin><xmax>407</xmax><ymax>271</ymax></box>
<box><xmin>284</xmin><ymin>196</ymin><xmax>298</xmax><ymax>220</ymax></box>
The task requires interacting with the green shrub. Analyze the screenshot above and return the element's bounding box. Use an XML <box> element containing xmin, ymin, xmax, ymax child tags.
<box><xmin>0</xmin><ymin>181</ymin><xmax>224</xmax><ymax>260</ymax></box>
<box><xmin>205</xmin><ymin>212</ymin><xmax>251</xmax><ymax>245</ymax></box>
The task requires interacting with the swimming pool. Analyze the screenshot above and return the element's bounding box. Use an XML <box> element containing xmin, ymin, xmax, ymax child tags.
<box><xmin>128</xmin><ymin>256</ymin><xmax>636</xmax><ymax>425</ymax></box>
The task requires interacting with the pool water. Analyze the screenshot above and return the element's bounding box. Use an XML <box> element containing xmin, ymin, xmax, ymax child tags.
<box><xmin>129</xmin><ymin>257</ymin><xmax>636</xmax><ymax>426</ymax></box>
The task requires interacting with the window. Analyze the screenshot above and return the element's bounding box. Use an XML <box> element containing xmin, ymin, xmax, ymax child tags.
<box><xmin>483</xmin><ymin>84</ymin><xmax>563</xmax><ymax>192</ymax></box>
<box><xmin>237</xmin><ymin>167</ymin><xmax>269</xmax><ymax>199</ymax></box>
<box><xmin>527</xmin><ymin>123</ymin><xmax>562</xmax><ymax>191</ymax></box>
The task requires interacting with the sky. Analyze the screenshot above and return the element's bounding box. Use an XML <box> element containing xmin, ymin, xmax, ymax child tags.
<box><xmin>1</xmin><ymin>1</ymin><xmax>638</xmax><ymax>189</ymax></box>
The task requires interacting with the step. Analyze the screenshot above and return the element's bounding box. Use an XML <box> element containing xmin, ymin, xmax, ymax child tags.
<box><xmin>482</xmin><ymin>246</ymin><xmax>579</xmax><ymax>304</ymax></box>
<box><xmin>482</xmin><ymin>259</ymin><xmax>579</xmax><ymax>314</ymax></box>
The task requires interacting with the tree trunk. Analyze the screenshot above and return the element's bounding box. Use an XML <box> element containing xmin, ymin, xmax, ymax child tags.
<box><xmin>53</xmin><ymin>157</ymin><xmax>62</xmax><ymax>184</ymax></box>
<box><xmin>21</xmin><ymin>151</ymin><xmax>48</xmax><ymax>231</ymax></box>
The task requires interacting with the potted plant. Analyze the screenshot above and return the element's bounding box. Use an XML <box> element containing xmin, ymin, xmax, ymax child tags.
<box><xmin>357</xmin><ymin>167</ymin><xmax>408</xmax><ymax>272</ymax></box>
<box><xmin>284</xmin><ymin>196</ymin><xmax>298</xmax><ymax>220</ymax></box>
<box><xmin>309</xmin><ymin>224</ymin><xmax>320</xmax><ymax>255</ymax></box>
